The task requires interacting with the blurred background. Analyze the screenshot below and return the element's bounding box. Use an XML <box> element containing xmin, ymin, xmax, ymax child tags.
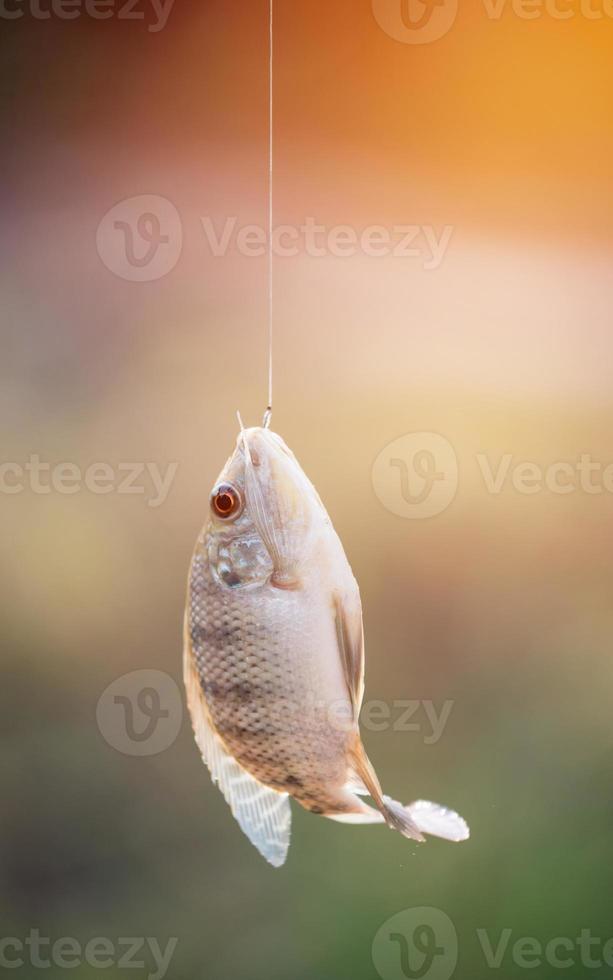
<box><xmin>2</xmin><ymin>1</ymin><xmax>613</xmax><ymax>978</ymax></box>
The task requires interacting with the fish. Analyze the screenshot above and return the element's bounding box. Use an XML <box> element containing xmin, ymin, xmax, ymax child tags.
<box><xmin>184</xmin><ymin>424</ymin><xmax>469</xmax><ymax>867</ymax></box>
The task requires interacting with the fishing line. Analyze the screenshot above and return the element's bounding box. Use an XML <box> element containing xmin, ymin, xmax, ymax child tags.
<box><xmin>263</xmin><ymin>0</ymin><xmax>274</xmax><ymax>430</ymax></box>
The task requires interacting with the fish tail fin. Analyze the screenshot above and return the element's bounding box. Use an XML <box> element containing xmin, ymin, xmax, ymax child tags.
<box><xmin>348</xmin><ymin>737</ymin><xmax>469</xmax><ymax>843</ymax></box>
<box><xmin>327</xmin><ymin>797</ymin><xmax>469</xmax><ymax>843</ymax></box>
<box><xmin>403</xmin><ymin>799</ymin><xmax>470</xmax><ymax>842</ymax></box>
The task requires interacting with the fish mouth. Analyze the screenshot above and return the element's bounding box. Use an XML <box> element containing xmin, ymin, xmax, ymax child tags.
<box><xmin>237</xmin><ymin>425</ymin><xmax>293</xmax><ymax>461</ymax></box>
<box><xmin>237</xmin><ymin>427</ymin><xmax>314</xmax><ymax>583</ymax></box>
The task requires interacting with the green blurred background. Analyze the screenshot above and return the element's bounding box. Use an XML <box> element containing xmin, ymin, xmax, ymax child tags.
<box><xmin>2</xmin><ymin>1</ymin><xmax>613</xmax><ymax>978</ymax></box>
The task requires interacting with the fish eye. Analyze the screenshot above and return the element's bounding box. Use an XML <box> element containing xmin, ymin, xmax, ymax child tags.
<box><xmin>211</xmin><ymin>483</ymin><xmax>242</xmax><ymax>520</ymax></box>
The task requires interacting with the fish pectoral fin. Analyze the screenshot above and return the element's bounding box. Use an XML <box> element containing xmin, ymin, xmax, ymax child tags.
<box><xmin>184</xmin><ymin>640</ymin><xmax>291</xmax><ymax>868</ymax></box>
<box><xmin>333</xmin><ymin>591</ymin><xmax>365</xmax><ymax>716</ymax></box>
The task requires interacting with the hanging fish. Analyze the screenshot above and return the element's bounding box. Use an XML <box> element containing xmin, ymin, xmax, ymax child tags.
<box><xmin>184</xmin><ymin>424</ymin><xmax>469</xmax><ymax>867</ymax></box>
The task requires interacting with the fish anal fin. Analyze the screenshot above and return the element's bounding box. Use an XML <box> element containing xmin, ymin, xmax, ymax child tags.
<box><xmin>184</xmin><ymin>622</ymin><xmax>291</xmax><ymax>867</ymax></box>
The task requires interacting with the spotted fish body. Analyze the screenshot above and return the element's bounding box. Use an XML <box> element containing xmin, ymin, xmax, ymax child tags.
<box><xmin>184</xmin><ymin>426</ymin><xmax>469</xmax><ymax>866</ymax></box>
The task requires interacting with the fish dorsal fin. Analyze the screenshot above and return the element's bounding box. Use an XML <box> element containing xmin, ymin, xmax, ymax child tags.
<box><xmin>333</xmin><ymin>591</ymin><xmax>365</xmax><ymax>717</ymax></box>
<box><xmin>184</xmin><ymin>624</ymin><xmax>291</xmax><ymax>868</ymax></box>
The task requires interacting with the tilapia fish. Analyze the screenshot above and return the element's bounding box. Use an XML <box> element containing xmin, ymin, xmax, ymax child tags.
<box><xmin>184</xmin><ymin>425</ymin><xmax>469</xmax><ymax>866</ymax></box>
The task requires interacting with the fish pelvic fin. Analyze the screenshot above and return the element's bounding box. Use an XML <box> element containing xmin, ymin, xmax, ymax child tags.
<box><xmin>348</xmin><ymin>737</ymin><xmax>469</xmax><ymax>843</ymax></box>
<box><xmin>183</xmin><ymin>615</ymin><xmax>292</xmax><ymax>868</ymax></box>
<box><xmin>348</xmin><ymin>738</ymin><xmax>424</xmax><ymax>841</ymax></box>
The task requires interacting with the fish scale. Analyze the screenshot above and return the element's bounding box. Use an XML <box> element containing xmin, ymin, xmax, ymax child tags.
<box><xmin>189</xmin><ymin>531</ymin><xmax>349</xmax><ymax>803</ymax></box>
